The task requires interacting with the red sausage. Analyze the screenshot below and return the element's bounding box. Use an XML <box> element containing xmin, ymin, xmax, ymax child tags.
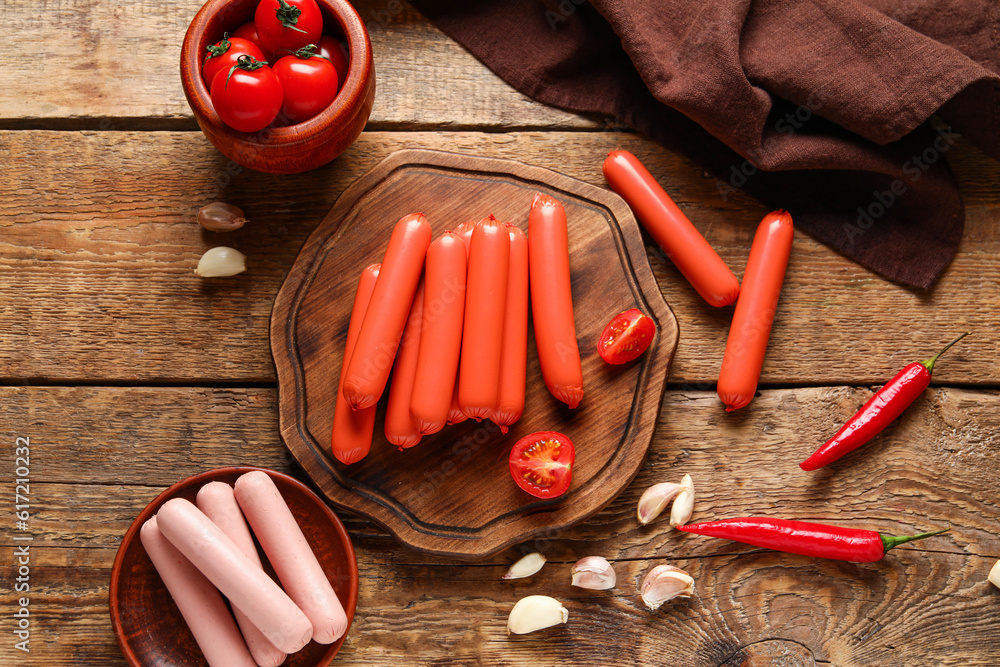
<box><xmin>717</xmin><ymin>210</ymin><xmax>794</xmax><ymax>411</ymax></box>
<box><xmin>384</xmin><ymin>281</ymin><xmax>425</xmax><ymax>448</ymax></box>
<box><xmin>493</xmin><ymin>223</ymin><xmax>529</xmax><ymax>433</ymax></box>
<box><xmin>342</xmin><ymin>213</ymin><xmax>431</xmax><ymax>410</ymax></box>
<box><xmin>446</xmin><ymin>221</ymin><xmax>476</xmax><ymax>425</ymax></box>
<box><xmin>140</xmin><ymin>517</ymin><xmax>257</xmax><ymax>667</ymax></box>
<box><xmin>410</xmin><ymin>233</ymin><xmax>467</xmax><ymax>435</ymax></box>
<box><xmin>234</xmin><ymin>471</ymin><xmax>349</xmax><ymax>645</ymax></box>
<box><xmin>196</xmin><ymin>482</ymin><xmax>287</xmax><ymax>667</ymax></box>
<box><xmin>331</xmin><ymin>263</ymin><xmax>380</xmax><ymax>465</ymax></box>
<box><xmin>446</xmin><ymin>375</ymin><xmax>468</xmax><ymax>425</ymax></box>
<box><xmin>603</xmin><ymin>149</ymin><xmax>740</xmax><ymax>307</ymax></box>
<box><xmin>452</xmin><ymin>219</ymin><xmax>476</xmax><ymax>256</ymax></box>
<box><xmin>458</xmin><ymin>216</ymin><xmax>510</xmax><ymax>420</ymax></box>
<box><xmin>528</xmin><ymin>193</ymin><xmax>584</xmax><ymax>409</ymax></box>
<box><xmin>155</xmin><ymin>498</ymin><xmax>314</xmax><ymax>654</ymax></box>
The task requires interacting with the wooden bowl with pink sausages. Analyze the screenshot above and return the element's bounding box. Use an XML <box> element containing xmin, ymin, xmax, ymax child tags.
<box><xmin>109</xmin><ymin>466</ymin><xmax>358</xmax><ymax>667</ymax></box>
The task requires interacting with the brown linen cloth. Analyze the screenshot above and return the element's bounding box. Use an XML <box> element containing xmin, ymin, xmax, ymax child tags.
<box><xmin>409</xmin><ymin>0</ymin><xmax>1000</xmax><ymax>288</ymax></box>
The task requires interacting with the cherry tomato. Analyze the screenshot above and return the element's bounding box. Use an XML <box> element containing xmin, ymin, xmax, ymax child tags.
<box><xmin>597</xmin><ymin>308</ymin><xmax>656</xmax><ymax>365</ymax></box>
<box><xmin>272</xmin><ymin>48</ymin><xmax>339</xmax><ymax>124</ymax></box>
<box><xmin>317</xmin><ymin>35</ymin><xmax>349</xmax><ymax>89</ymax></box>
<box><xmin>508</xmin><ymin>431</ymin><xmax>575</xmax><ymax>499</ymax></box>
<box><xmin>255</xmin><ymin>0</ymin><xmax>323</xmax><ymax>55</ymax></box>
<box><xmin>202</xmin><ymin>35</ymin><xmax>266</xmax><ymax>88</ymax></box>
<box><xmin>210</xmin><ymin>56</ymin><xmax>283</xmax><ymax>133</ymax></box>
<box><xmin>231</xmin><ymin>22</ymin><xmax>269</xmax><ymax>59</ymax></box>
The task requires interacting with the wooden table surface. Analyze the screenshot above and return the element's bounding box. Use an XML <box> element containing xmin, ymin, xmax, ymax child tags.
<box><xmin>2</xmin><ymin>1</ymin><xmax>999</xmax><ymax>665</ymax></box>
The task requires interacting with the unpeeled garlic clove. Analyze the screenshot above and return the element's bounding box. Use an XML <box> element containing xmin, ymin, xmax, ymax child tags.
<box><xmin>637</xmin><ymin>482</ymin><xmax>682</xmax><ymax>525</ymax></box>
<box><xmin>198</xmin><ymin>202</ymin><xmax>247</xmax><ymax>232</ymax></box>
<box><xmin>990</xmin><ymin>560</ymin><xmax>1000</xmax><ymax>588</ymax></box>
<box><xmin>195</xmin><ymin>247</ymin><xmax>247</xmax><ymax>277</ymax></box>
<box><xmin>507</xmin><ymin>595</ymin><xmax>568</xmax><ymax>635</ymax></box>
<box><xmin>669</xmin><ymin>474</ymin><xmax>694</xmax><ymax>528</ymax></box>
<box><xmin>503</xmin><ymin>552</ymin><xmax>546</xmax><ymax>580</ymax></box>
<box><xmin>640</xmin><ymin>564</ymin><xmax>694</xmax><ymax>610</ymax></box>
<box><xmin>571</xmin><ymin>556</ymin><xmax>616</xmax><ymax>590</ymax></box>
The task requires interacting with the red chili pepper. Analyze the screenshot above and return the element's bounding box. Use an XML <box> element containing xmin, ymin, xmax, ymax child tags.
<box><xmin>678</xmin><ymin>517</ymin><xmax>949</xmax><ymax>562</ymax></box>
<box><xmin>800</xmin><ymin>332</ymin><xmax>970</xmax><ymax>472</ymax></box>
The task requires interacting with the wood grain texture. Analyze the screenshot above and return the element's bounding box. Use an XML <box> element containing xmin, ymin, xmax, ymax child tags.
<box><xmin>271</xmin><ymin>149</ymin><xmax>678</xmax><ymax>558</ymax></box>
<box><xmin>0</xmin><ymin>130</ymin><xmax>996</xmax><ymax>385</ymax></box>
<box><xmin>0</xmin><ymin>0</ymin><xmax>591</xmax><ymax>130</ymax></box>
<box><xmin>1</xmin><ymin>385</ymin><xmax>998</xmax><ymax>665</ymax></box>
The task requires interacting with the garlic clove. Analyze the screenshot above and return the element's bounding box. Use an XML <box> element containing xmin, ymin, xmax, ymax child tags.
<box><xmin>502</xmin><ymin>552</ymin><xmax>546</xmax><ymax>580</ymax></box>
<box><xmin>637</xmin><ymin>482</ymin><xmax>682</xmax><ymax>525</ymax></box>
<box><xmin>669</xmin><ymin>474</ymin><xmax>694</xmax><ymax>528</ymax></box>
<box><xmin>990</xmin><ymin>560</ymin><xmax>1000</xmax><ymax>589</ymax></box>
<box><xmin>640</xmin><ymin>564</ymin><xmax>694</xmax><ymax>610</ymax></box>
<box><xmin>196</xmin><ymin>247</ymin><xmax>247</xmax><ymax>277</ymax></box>
<box><xmin>198</xmin><ymin>202</ymin><xmax>248</xmax><ymax>232</ymax></box>
<box><xmin>507</xmin><ymin>595</ymin><xmax>569</xmax><ymax>635</ymax></box>
<box><xmin>570</xmin><ymin>556</ymin><xmax>616</xmax><ymax>590</ymax></box>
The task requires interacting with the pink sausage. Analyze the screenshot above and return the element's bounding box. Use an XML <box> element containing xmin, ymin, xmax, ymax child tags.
<box><xmin>155</xmin><ymin>498</ymin><xmax>313</xmax><ymax>654</ymax></box>
<box><xmin>139</xmin><ymin>517</ymin><xmax>257</xmax><ymax>667</ymax></box>
<box><xmin>384</xmin><ymin>281</ymin><xmax>425</xmax><ymax>448</ymax></box>
<box><xmin>234</xmin><ymin>471</ymin><xmax>349</xmax><ymax>644</ymax></box>
<box><xmin>410</xmin><ymin>233</ymin><xmax>467</xmax><ymax>435</ymax></box>
<box><xmin>493</xmin><ymin>223</ymin><xmax>529</xmax><ymax>433</ymax></box>
<box><xmin>196</xmin><ymin>482</ymin><xmax>287</xmax><ymax>667</ymax></box>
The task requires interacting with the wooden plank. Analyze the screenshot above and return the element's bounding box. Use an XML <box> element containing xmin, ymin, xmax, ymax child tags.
<box><xmin>0</xmin><ymin>0</ymin><xmax>591</xmax><ymax>130</ymax></box>
<box><xmin>1</xmin><ymin>131</ymin><xmax>996</xmax><ymax>385</ymax></box>
<box><xmin>2</xmin><ymin>386</ymin><xmax>998</xmax><ymax>665</ymax></box>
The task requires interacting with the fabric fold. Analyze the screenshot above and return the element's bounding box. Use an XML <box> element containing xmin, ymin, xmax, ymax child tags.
<box><xmin>411</xmin><ymin>0</ymin><xmax>999</xmax><ymax>288</ymax></box>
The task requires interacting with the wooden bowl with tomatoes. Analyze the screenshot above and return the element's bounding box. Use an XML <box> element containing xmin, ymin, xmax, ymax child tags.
<box><xmin>180</xmin><ymin>0</ymin><xmax>375</xmax><ymax>174</ymax></box>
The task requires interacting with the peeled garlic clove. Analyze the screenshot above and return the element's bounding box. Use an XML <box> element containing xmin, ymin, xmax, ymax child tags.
<box><xmin>990</xmin><ymin>560</ymin><xmax>1000</xmax><ymax>588</ymax></box>
<box><xmin>640</xmin><ymin>564</ymin><xmax>694</xmax><ymax>610</ymax></box>
<box><xmin>637</xmin><ymin>482</ymin><xmax>682</xmax><ymax>525</ymax></box>
<box><xmin>196</xmin><ymin>247</ymin><xmax>247</xmax><ymax>277</ymax></box>
<box><xmin>507</xmin><ymin>595</ymin><xmax>568</xmax><ymax>635</ymax></box>
<box><xmin>669</xmin><ymin>474</ymin><xmax>694</xmax><ymax>528</ymax></box>
<box><xmin>198</xmin><ymin>202</ymin><xmax>247</xmax><ymax>232</ymax></box>
<box><xmin>502</xmin><ymin>552</ymin><xmax>546</xmax><ymax>580</ymax></box>
<box><xmin>571</xmin><ymin>556</ymin><xmax>616</xmax><ymax>590</ymax></box>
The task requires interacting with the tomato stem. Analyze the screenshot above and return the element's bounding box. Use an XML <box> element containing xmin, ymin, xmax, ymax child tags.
<box><xmin>226</xmin><ymin>54</ymin><xmax>268</xmax><ymax>87</ymax></box>
<box><xmin>274</xmin><ymin>0</ymin><xmax>307</xmax><ymax>33</ymax></box>
<box><xmin>205</xmin><ymin>33</ymin><xmax>231</xmax><ymax>60</ymax></box>
<box><xmin>292</xmin><ymin>44</ymin><xmax>325</xmax><ymax>59</ymax></box>
<box><xmin>921</xmin><ymin>332</ymin><xmax>970</xmax><ymax>374</ymax></box>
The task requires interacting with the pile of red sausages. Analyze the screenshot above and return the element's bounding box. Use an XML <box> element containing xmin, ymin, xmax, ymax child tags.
<box><xmin>332</xmin><ymin>194</ymin><xmax>585</xmax><ymax>465</ymax></box>
<box><xmin>604</xmin><ymin>150</ymin><xmax>794</xmax><ymax>412</ymax></box>
<box><xmin>141</xmin><ymin>471</ymin><xmax>348</xmax><ymax>667</ymax></box>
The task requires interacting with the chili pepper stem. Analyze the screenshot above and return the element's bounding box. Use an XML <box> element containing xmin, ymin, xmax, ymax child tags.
<box><xmin>880</xmin><ymin>526</ymin><xmax>950</xmax><ymax>554</ymax></box>
<box><xmin>921</xmin><ymin>332</ymin><xmax>970</xmax><ymax>374</ymax></box>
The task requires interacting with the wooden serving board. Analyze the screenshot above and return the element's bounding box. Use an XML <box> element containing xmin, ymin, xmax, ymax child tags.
<box><xmin>271</xmin><ymin>149</ymin><xmax>678</xmax><ymax>559</ymax></box>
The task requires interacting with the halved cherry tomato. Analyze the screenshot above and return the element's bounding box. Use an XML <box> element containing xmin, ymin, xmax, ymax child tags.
<box><xmin>202</xmin><ymin>35</ymin><xmax>266</xmax><ymax>88</ymax></box>
<box><xmin>509</xmin><ymin>431</ymin><xmax>575</xmax><ymax>499</ymax></box>
<box><xmin>255</xmin><ymin>0</ymin><xmax>323</xmax><ymax>56</ymax></box>
<box><xmin>597</xmin><ymin>308</ymin><xmax>655</xmax><ymax>365</ymax></box>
